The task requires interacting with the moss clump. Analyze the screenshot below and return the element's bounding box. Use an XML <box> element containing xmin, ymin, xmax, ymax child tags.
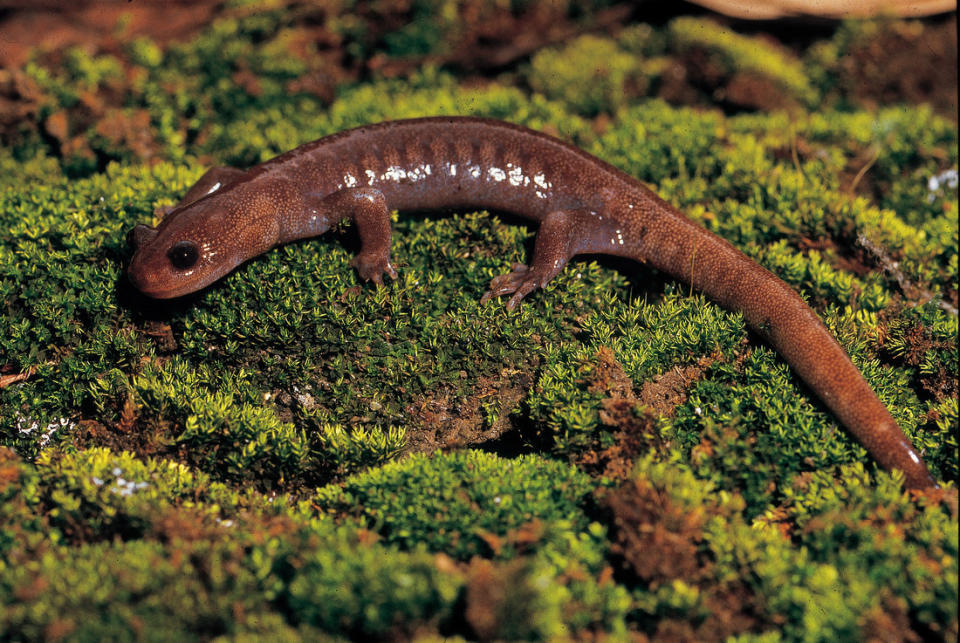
<box><xmin>315</xmin><ymin>450</ymin><xmax>596</xmax><ymax>559</ymax></box>
<box><xmin>527</xmin><ymin>35</ymin><xmax>651</xmax><ymax>116</ymax></box>
<box><xmin>3</xmin><ymin>1</ymin><xmax>623</xmax><ymax>173</ymax></box>
<box><xmin>2</xmin><ymin>528</ymin><xmax>464</xmax><ymax>641</ymax></box>
<box><xmin>767</xmin><ymin>466</ymin><xmax>959</xmax><ymax>641</ymax></box>
<box><xmin>524</xmin><ymin>21</ymin><xmax>822</xmax><ymax>116</ymax></box>
<box><xmin>0</xmin><ymin>446</ymin><xmax>633</xmax><ymax>640</ymax></box>
<box><xmin>668</xmin><ymin>16</ymin><xmax>818</xmax><ymax>108</ymax></box>
<box><xmin>526</xmin><ymin>289</ymin><xmax>744</xmax><ymax>457</ymax></box>
<box><xmin>21</xmin><ymin>12</ymin><xmax>320</xmax><ymax>170</ymax></box>
<box><xmin>313</xmin><ymin>449</ymin><xmax>633</xmax><ymax>638</ymax></box>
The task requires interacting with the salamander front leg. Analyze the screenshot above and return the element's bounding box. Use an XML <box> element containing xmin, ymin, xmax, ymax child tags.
<box><xmin>482</xmin><ymin>209</ymin><xmax>603</xmax><ymax>310</ymax></box>
<box><xmin>320</xmin><ymin>187</ymin><xmax>398</xmax><ymax>285</ymax></box>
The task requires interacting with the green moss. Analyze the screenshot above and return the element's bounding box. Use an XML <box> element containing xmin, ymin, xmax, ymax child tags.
<box><xmin>281</xmin><ymin>531</ymin><xmax>463</xmax><ymax>637</ymax></box>
<box><xmin>617</xmin><ymin>456</ymin><xmax>957</xmax><ymax>640</ymax></box>
<box><xmin>769</xmin><ymin>466</ymin><xmax>958</xmax><ymax>639</ymax></box>
<box><xmin>527</xmin><ymin>289</ymin><xmax>743</xmax><ymax>456</ymax></box>
<box><xmin>315</xmin><ymin>450</ymin><xmax>633</xmax><ymax>637</ymax></box>
<box><xmin>0</xmin><ymin>9</ymin><xmax>956</xmax><ymax>639</ymax></box>
<box><xmin>591</xmin><ymin>100</ymin><xmax>726</xmax><ymax>191</ymax></box>
<box><xmin>1</xmin><ymin>520</ymin><xmax>463</xmax><ymax>640</ymax></box>
<box><xmin>379</xmin><ymin>0</ymin><xmax>463</xmax><ymax>57</ymax></box>
<box><xmin>0</xmin><ymin>447</ymin><xmax>464</xmax><ymax>639</ymax></box>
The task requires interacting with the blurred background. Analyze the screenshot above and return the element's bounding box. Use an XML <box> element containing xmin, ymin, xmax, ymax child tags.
<box><xmin>0</xmin><ymin>0</ymin><xmax>955</xmax><ymax>175</ymax></box>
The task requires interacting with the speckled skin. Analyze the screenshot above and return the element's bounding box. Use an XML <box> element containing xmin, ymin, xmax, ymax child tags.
<box><xmin>127</xmin><ymin>116</ymin><xmax>936</xmax><ymax>489</ymax></box>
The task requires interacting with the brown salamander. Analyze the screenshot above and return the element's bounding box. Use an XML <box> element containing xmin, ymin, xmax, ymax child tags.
<box><xmin>127</xmin><ymin>116</ymin><xmax>936</xmax><ymax>489</ymax></box>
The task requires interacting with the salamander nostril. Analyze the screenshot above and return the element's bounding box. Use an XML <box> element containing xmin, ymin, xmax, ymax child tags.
<box><xmin>167</xmin><ymin>241</ymin><xmax>200</xmax><ymax>270</ymax></box>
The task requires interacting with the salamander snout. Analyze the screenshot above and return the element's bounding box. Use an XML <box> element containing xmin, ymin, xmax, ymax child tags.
<box><xmin>127</xmin><ymin>227</ymin><xmax>215</xmax><ymax>299</ymax></box>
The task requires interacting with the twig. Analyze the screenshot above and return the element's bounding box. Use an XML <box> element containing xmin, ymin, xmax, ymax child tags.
<box><xmin>857</xmin><ymin>233</ymin><xmax>958</xmax><ymax>316</ymax></box>
<box><xmin>848</xmin><ymin>146</ymin><xmax>880</xmax><ymax>195</ymax></box>
<box><xmin>0</xmin><ymin>365</ymin><xmax>35</xmax><ymax>389</ymax></box>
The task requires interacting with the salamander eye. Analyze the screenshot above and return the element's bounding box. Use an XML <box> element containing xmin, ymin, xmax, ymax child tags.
<box><xmin>167</xmin><ymin>241</ymin><xmax>199</xmax><ymax>270</ymax></box>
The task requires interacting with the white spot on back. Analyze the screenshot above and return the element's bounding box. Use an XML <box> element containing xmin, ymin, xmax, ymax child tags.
<box><xmin>507</xmin><ymin>165</ymin><xmax>527</xmax><ymax>187</ymax></box>
<box><xmin>382</xmin><ymin>165</ymin><xmax>406</xmax><ymax>182</ymax></box>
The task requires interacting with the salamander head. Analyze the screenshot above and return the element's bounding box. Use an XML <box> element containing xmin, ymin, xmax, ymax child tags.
<box><xmin>127</xmin><ymin>187</ymin><xmax>280</xmax><ymax>299</ymax></box>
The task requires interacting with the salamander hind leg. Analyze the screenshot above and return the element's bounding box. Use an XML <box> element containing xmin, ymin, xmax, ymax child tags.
<box><xmin>319</xmin><ymin>187</ymin><xmax>398</xmax><ymax>286</ymax></box>
<box><xmin>481</xmin><ymin>209</ymin><xmax>601</xmax><ymax>310</ymax></box>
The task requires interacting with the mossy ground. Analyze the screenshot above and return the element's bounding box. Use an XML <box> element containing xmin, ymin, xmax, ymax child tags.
<box><xmin>0</xmin><ymin>3</ymin><xmax>957</xmax><ymax>640</ymax></box>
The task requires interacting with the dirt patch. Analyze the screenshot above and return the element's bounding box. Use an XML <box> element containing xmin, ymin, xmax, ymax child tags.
<box><xmin>586</xmin><ymin>345</ymin><xmax>638</xmax><ymax>398</ymax></box>
<box><xmin>579</xmin><ymin>348</ymin><xmax>717</xmax><ymax>480</ymax></box>
<box><xmin>797</xmin><ymin>235</ymin><xmax>877</xmax><ymax>279</ymax></box>
<box><xmin>639</xmin><ymin>359</ymin><xmax>716</xmax><ymax>417</ymax></box>
<box><xmin>860</xmin><ymin>595</ymin><xmax>923</xmax><ymax>643</ymax></box>
<box><xmin>605</xmin><ymin>475</ymin><xmax>707</xmax><ymax>584</ymax></box>
<box><xmin>71</xmin><ymin>396</ymin><xmax>178</xmax><ymax>464</ymax></box>
<box><xmin>584</xmin><ymin>396</ymin><xmax>663</xmax><ymax>481</ymax></box>
<box><xmin>404</xmin><ymin>364</ymin><xmax>537</xmax><ymax>455</ymax></box>
<box><xmin>579</xmin><ymin>347</ymin><xmax>660</xmax><ymax>479</ymax></box>
<box><xmin>723</xmin><ymin>69</ymin><xmax>799</xmax><ymax>111</ymax></box>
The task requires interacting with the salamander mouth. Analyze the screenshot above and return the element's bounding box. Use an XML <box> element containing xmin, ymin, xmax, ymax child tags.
<box><xmin>127</xmin><ymin>268</ymin><xmax>190</xmax><ymax>299</ymax></box>
<box><xmin>127</xmin><ymin>256</ymin><xmax>227</xmax><ymax>299</ymax></box>
<box><xmin>129</xmin><ymin>276</ymin><xmax>208</xmax><ymax>299</ymax></box>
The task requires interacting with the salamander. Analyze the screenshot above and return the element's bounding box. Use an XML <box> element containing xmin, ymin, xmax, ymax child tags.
<box><xmin>126</xmin><ymin>116</ymin><xmax>937</xmax><ymax>489</ymax></box>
